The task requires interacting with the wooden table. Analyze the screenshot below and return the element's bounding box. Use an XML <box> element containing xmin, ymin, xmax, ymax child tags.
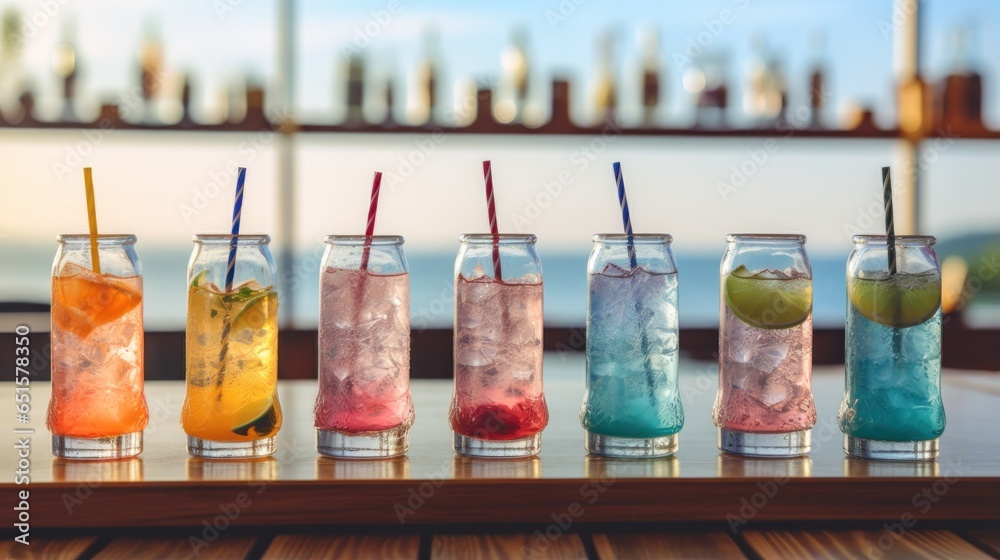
<box><xmin>3</xmin><ymin>357</ymin><xmax>999</xmax><ymax>559</ymax></box>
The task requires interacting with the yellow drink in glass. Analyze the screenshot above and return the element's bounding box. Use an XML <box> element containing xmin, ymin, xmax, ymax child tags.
<box><xmin>182</xmin><ymin>234</ymin><xmax>282</xmax><ymax>458</ymax></box>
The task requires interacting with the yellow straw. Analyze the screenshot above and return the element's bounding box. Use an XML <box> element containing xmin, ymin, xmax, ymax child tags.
<box><xmin>83</xmin><ymin>167</ymin><xmax>101</xmax><ymax>274</ymax></box>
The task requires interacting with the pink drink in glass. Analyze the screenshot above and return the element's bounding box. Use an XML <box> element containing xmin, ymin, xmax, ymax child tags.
<box><xmin>716</xmin><ymin>307</ymin><xmax>815</xmax><ymax>432</ymax></box>
<box><xmin>712</xmin><ymin>234</ymin><xmax>816</xmax><ymax>457</ymax></box>
<box><xmin>315</xmin><ymin>266</ymin><xmax>413</xmax><ymax>455</ymax></box>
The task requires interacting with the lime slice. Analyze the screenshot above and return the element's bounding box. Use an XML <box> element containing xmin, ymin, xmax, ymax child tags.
<box><xmin>724</xmin><ymin>265</ymin><xmax>812</xmax><ymax>329</ymax></box>
<box><xmin>849</xmin><ymin>273</ymin><xmax>940</xmax><ymax>328</ymax></box>
<box><xmin>231</xmin><ymin>399</ymin><xmax>279</xmax><ymax>436</ymax></box>
<box><xmin>232</xmin><ymin>290</ymin><xmax>277</xmax><ymax>331</ymax></box>
<box><xmin>190</xmin><ymin>269</ymin><xmax>209</xmax><ymax>288</ymax></box>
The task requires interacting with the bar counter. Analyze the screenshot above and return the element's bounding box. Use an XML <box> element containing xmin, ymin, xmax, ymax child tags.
<box><xmin>2</xmin><ymin>357</ymin><xmax>998</xmax><ymax>559</ymax></box>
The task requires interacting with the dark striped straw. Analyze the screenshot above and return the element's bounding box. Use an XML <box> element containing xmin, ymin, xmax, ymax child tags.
<box><xmin>217</xmin><ymin>167</ymin><xmax>246</xmax><ymax>389</ymax></box>
<box><xmin>360</xmin><ymin>171</ymin><xmax>383</xmax><ymax>271</ymax></box>
<box><xmin>482</xmin><ymin>160</ymin><xmax>502</xmax><ymax>281</ymax></box>
<box><xmin>613</xmin><ymin>162</ymin><xmax>638</xmax><ymax>270</ymax></box>
<box><xmin>881</xmin><ymin>166</ymin><xmax>896</xmax><ymax>276</ymax></box>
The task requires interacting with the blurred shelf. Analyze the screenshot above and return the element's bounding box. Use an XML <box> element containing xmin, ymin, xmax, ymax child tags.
<box><xmin>3</xmin><ymin>119</ymin><xmax>999</xmax><ymax>140</ymax></box>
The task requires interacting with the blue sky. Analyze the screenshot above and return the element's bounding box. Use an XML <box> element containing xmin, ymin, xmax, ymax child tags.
<box><xmin>1</xmin><ymin>0</ymin><xmax>998</xmax><ymax>252</ymax></box>
<box><xmin>3</xmin><ymin>0</ymin><xmax>997</xmax><ymax>124</ymax></box>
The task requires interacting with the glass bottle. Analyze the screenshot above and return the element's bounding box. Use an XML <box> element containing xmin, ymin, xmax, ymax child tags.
<box><xmin>49</xmin><ymin>234</ymin><xmax>148</xmax><ymax>459</ymax></box>
<box><xmin>840</xmin><ymin>235</ymin><xmax>944</xmax><ymax>460</ymax></box>
<box><xmin>581</xmin><ymin>234</ymin><xmax>683</xmax><ymax>457</ymax></box>
<box><xmin>315</xmin><ymin>235</ymin><xmax>414</xmax><ymax>458</ymax></box>
<box><xmin>713</xmin><ymin>234</ymin><xmax>816</xmax><ymax>456</ymax></box>
<box><xmin>450</xmin><ymin>234</ymin><xmax>547</xmax><ymax>457</ymax></box>
<box><xmin>182</xmin><ymin>234</ymin><xmax>281</xmax><ymax>458</ymax></box>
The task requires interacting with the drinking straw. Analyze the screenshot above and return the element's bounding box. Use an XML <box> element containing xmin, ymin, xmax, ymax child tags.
<box><xmin>613</xmin><ymin>162</ymin><xmax>638</xmax><ymax>270</ymax></box>
<box><xmin>225</xmin><ymin>167</ymin><xmax>247</xmax><ymax>291</ymax></box>
<box><xmin>610</xmin><ymin>162</ymin><xmax>659</xmax><ymax>407</ymax></box>
<box><xmin>881</xmin><ymin>166</ymin><xmax>896</xmax><ymax>275</ymax></box>
<box><xmin>482</xmin><ymin>160</ymin><xmax>503</xmax><ymax>280</ymax></box>
<box><xmin>83</xmin><ymin>167</ymin><xmax>101</xmax><ymax>274</ymax></box>
<box><xmin>216</xmin><ymin>167</ymin><xmax>246</xmax><ymax>390</ymax></box>
<box><xmin>882</xmin><ymin>166</ymin><xmax>902</xmax><ymax>354</ymax></box>
<box><xmin>360</xmin><ymin>171</ymin><xmax>383</xmax><ymax>271</ymax></box>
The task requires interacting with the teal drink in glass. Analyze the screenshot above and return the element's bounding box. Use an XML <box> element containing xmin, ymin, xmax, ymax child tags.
<box><xmin>581</xmin><ymin>234</ymin><xmax>683</xmax><ymax>458</ymax></box>
<box><xmin>839</xmin><ymin>235</ymin><xmax>945</xmax><ymax>460</ymax></box>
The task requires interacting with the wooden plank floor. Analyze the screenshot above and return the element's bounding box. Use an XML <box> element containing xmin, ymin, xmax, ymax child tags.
<box><xmin>91</xmin><ymin>537</ymin><xmax>257</xmax><ymax>560</ymax></box>
<box><xmin>742</xmin><ymin>529</ymin><xmax>995</xmax><ymax>560</ymax></box>
<box><xmin>262</xmin><ymin>534</ymin><xmax>419</xmax><ymax>559</ymax></box>
<box><xmin>0</xmin><ymin>537</ymin><xmax>97</xmax><ymax>560</ymax></box>
<box><xmin>965</xmin><ymin>530</ymin><xmax>1000</xmax><ymax>556</ymax></box>
<box><xmin>592</xmin><ymin>532</ymin><xmax>747</xmax><ymax>559</ymax></box>
<box><xmin>432</xmin><ymin>534</ymin><xmax>588</xmax><ymax>559</ymax></box>
<box><xmin>9</xmin><ymin>530</ymin><xmax>1000</xmax><ymax>559</ymax></box>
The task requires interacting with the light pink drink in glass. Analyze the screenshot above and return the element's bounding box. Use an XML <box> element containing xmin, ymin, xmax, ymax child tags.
<box><xmin>315</xmin><ymin>235</ymin><xmax>413</xmax><ymax>458</ymax></box>
<box><xmin>717</xmin><ymin>307</ymin><xmax>815</xmax><ymax>432</ymax></box>
<box><xmin>712</xmin><ymin>234</ymin><xmax>816</xmax><ymax>457</ymax></box>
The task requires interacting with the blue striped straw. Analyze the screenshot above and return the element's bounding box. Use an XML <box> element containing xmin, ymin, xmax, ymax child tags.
<box><xmin>613</xmin><ymin>162</ymin><xmax>638</xmax><ymax>270</ymax></box>
<box><xmin>225</xmin><ymin>167</ymin><xmax>246</xmax><ymax>291</ymax></box>
<box><xmin>217</xmin><ymin>167</ymin><xmax>246</xmax><ymax>389</ymax></box>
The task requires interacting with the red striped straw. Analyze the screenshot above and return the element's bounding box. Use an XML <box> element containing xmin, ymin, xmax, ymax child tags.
<box><xmin>482</xmin><ymin>160</ymin><xmax>502</xmax><ymax>280</ymax></box>
<box><xmin>360</xmin><ymin>171</ymin><xmax>383</xmax><ymax>271</ymax></box>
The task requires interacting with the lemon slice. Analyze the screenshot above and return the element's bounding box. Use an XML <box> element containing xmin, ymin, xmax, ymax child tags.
<box><xmin>849</xmin><ymin>273</ymin><xmax>940</xmax><ymax>328</ymax></box>
<box><xmin>724</xmin><ymin>265</ymin><xmax>812</xmax><ymax>329</ymax></box>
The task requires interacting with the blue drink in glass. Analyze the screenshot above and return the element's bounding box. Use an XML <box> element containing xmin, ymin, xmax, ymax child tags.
<box><xmin>839</xmin><ymin>235</ymin><xmax>945</xmax><ymax>460</ymax></box>
<box><xmin>581</xmin><ymin>234</ymin><xmax>683</xmax><ymax>458</ymax></box>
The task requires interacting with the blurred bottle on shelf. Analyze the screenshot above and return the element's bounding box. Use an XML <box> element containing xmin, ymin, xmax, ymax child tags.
<box><xmin>936</xmin><ymin>25</ymin><xmax>984</xmax><ymax>133</ymax></box>
<box><xmin>244</xmin><ymin>82</ymin><xmax>267</xmax><ymax>127</ymax></box>
<box><xmin>52</xmin><ymin>27</ymin><xmax>78</xmax><ymax>122</ymax></box>
<box><xmin>409</xmin><ymin>27</ymin><xmax>440</xmax><ymax>125</ymax></box>
<box><xmin>685</xmin><ymin>52</ymin><xmax>728</xmax><ymax>127</ymax></box>
<box><xmin>807</xmin><ymin>30</ymin><xmax>827</xmax><ymax>128</ymax></box>
<box><xmin>345</xmin><ymin>54</ymin><xmax>366</xmax><ymax>125</ymax></box>
<box><xmin>450</xmin><ymin>76</ymin><xmax>478</xmax><ymax>126</ymax></box>
<box><xmin>0</xmin><ymin>9</ymin><xmax>24</xmax><ymax>121</ymax></box>
<box><xmin>224</xmin><ymin>79</ymin><xmax>247</xmax><ymax>124</ymax></box>
<box><xmin>382</xmin><ymin>76</ymin><xmax>396</xmax><ymax>125</ymax></box>
<box><xmin>178</xmin><ymin>73</ymin><xmax>193</xmax><ymax>125</ymax></box>
<box><xmin>499</xmin><ymin>27</ymin><xmax>530</xmax><ymax>123</ymax></box>
<box><xmin>137</xmin><ymin>25</ymin><xmax>162</xmax><ymax>123</ymax></box>
<box><xmin>593</xmin><ymin>30</ymin><xmax>617</xmax><ymax>124</ymax></box>
<box><xmin>743</xmin><ymin>34</ymin><xmax>785</xmax><ymax>125</ymax></box>
<box><xmin>549</xmin><ymin>78</ymin><xmax>573</xmax><ymax>131</ymax></box>
<box><xmin>637</xmin><ymin>26</ymin><xmax>661</xmax><ymax>127</ymax></box>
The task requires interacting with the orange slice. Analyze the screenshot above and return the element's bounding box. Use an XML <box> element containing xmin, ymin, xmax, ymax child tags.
<box><xmin>52</xmin><ymin>264</ymin><xmax>141</xmax><ymax>338</ymax></box>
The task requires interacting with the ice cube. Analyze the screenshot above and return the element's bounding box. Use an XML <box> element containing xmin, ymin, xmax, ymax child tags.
<box><xmin>902</xmin><ymin>326</ymin><xmax>938</xmax><ymax>361</ymax></box>
<box><xmin>601</xmin><ymin>263</ymin><xmax>632</xmax><ymax>277</ymax></box>
<box><xmin>757</xmin><ymin>381</ymin><xmax>789</xmax><ymax>406</ymax></box>
<box><xmin>457</xmin><ymin>346</ymin><xmax>491</xmax><ymax>367</ymax></box>
<box><xmin>734</xmin><ymin>343</ymin><xmax>789</xmax><ymax>374</ymax></box>
<box><xmin>331</xmin><ymin>364</ymin><xmax>351</xmax><ymax>381</ymax></box>
<box><xmin>642</xmin><ymin>326</ymin><xmax>678</xmax><ymax>354</ymax></box>
<box><xmin>509</xmin><ymin>360</ymin><xmax>534</xmax><ymax>380</ymax></box>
